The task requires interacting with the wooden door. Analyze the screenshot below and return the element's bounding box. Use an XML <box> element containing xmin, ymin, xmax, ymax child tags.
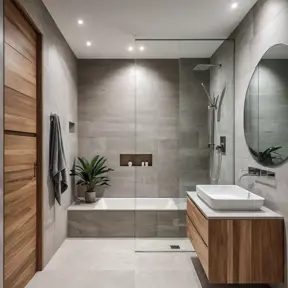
<box><xmin>4</xmin><ymin>1</ymin><xmax>40</xmax><ymax>287</ymax></box>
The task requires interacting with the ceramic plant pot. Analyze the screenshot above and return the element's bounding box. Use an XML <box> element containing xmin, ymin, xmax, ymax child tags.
<box><xmin>85</xmin><ymin>190</ymin><xmax>96</xmax><ymax>203</ymax></box>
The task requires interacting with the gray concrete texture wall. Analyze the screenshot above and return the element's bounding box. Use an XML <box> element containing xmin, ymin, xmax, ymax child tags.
<box><xmin>230</xmin><ymin>0</ymin><xmax>288</xmax><ymax>287</ymax></box>
<box><xmin>78</xmin><ymin>59</ymin><xmax>211</xmax><ymax>199</ymax></box>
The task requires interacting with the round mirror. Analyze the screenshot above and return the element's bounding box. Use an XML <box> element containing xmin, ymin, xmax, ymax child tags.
<box><xmin>244</xmin><ymin>44</ymin><xmax>288</xmax><ymax>167</ymax></box>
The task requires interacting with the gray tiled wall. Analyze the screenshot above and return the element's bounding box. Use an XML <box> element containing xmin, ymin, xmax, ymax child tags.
<box><xmin>78</xmin><ymin>59</ymin><xmax>210</xmax><ymax>199</ymax></box>
<box><xmin>179</xmin><ymin>59</ymin><xmax>210</xmax><ymax>196</ymax></box>
<box><xmin>18</xmin><ymin>0</ymin><xmax>78</xmax><ymax>267</ymax></box>
<box><xmin>68</xmin><ymin>210</ymin><xmax>186</xmax><ymax>238</ymax></box>
<box><xmin>210</xmin><ymin>41</ymin><xmax>235</xmax><ymax>184</ymax></box>
<box><xmin>229</xmin><ymin>1</ymin><xmax>288</xmax><ymax>287</ymax></box>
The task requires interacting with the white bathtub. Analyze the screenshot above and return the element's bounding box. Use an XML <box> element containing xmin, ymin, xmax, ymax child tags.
<box><xmin>68</xmin><ymin>198</ymin><xmax>187</xmax><ymax>211</ymax></box>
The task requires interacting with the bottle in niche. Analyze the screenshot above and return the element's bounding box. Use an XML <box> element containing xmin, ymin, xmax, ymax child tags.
<box><xmin>141</xmin><ymin>162</ymin><xmax>145</xmax><ymax>167</ymax></box>
<box><xmin>145</xmin><ymin>161</ymin><xmax>149</xmax><ymax>167</ymax></box>
<box><xmin>128</xmin><ymin>161</ymin><xmax>133</xmax><ymax>167</ymax></box>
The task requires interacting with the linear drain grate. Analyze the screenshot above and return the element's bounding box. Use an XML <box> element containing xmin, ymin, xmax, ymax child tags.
<box><xmin>170</xmin><ymin>245</ymin><xmax>180</xmax><ymax>250</ymax></box>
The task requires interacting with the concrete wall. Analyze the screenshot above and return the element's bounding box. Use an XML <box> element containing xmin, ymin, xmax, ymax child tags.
<box><xmin>231</xmin><ymin>0</ymin><xmax>288</xmax><ymax>287</ymax></box>
<box><xmin>179</xmin><ymin>59</ymin><xmax>210</xmax><ymax>196</ymax></box>
<box><xmin>78</xmin><ymin>59</ymin><xmax>210</xmax><ymax>199</ymax></box>
<box><xmin>0</xmin><ymin>0</ymin><xmax>3</xmax><ymax>286</ymax></box>
<box><xmin>210</xmin><ymin>40</ymin><xmax>235</xmax><ymax>184</ymax></box>
<box><xmin>18</xmin><ymin>0</ymin><xmax>78</xmax><ymax>267</ymax></box>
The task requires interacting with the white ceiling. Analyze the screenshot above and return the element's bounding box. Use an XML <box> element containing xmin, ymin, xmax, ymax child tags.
<box><xmin>42</xmin><ymin>0</ymin><xmax>258</xmax><ymax>59</ymax></box>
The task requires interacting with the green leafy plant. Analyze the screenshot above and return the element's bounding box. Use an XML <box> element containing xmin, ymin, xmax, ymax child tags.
<box><xmin>249</xmin><ymin>146</ymin><xmax>283</xmax><ymax>166</ymax></box>
<box><xmin>70</xmin><ymin>156</ymin><xmax>114</xmax><ymax>192</ymax></box>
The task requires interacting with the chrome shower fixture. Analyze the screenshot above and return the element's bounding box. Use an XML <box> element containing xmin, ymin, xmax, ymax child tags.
<box><xmin>193</xmin><ymin>63</ymin><xmax>222</xmax><ymax>71</ymax></box>
<box><xmin>201</xmin><ymin>83</ymin><xmax>219</xmax><ymax>109</ymax></box>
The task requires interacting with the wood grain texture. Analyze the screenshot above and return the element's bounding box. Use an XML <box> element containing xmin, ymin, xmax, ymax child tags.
<box><xmin>4</xmin><ymin>1</ymin><xmax>39</xmax><ymax>287</ymax></box>
<box><xmin>5</xmin><ymin>43</ymin><xmax>36</xmax><ymax>99</ymax></box>
<box><xmin>5</xmin><ymin>86</ymin><xmax>36</xmax><ymax>133</ymax></box>
<box><xmin>5</xmin><ymin>0</ymin><xmax>36</xmax><ymax>63</ymax></box>
<box><xmin>208</xmin><ymin>219</ymin><xmax>284</xmax><ymax>284</ymax></box>
<box><xmin>187</xmin><ymin>216</ymin><xmax>209</xmax><ymax>276</ymax></box>
<box><xmin>187</xmin><ymin>198</ymin><xmax>284</xmax><ymax>284</ymax></box>
<box><xmin>251</xmin><ymin>219</ymin><xmax>284</xmax><ymax>283</ymax></box>
<box><xmin>187</xmin><ymin>198</ymin><xmax>208</xmax><ymax>245</ymax></box>
<box><xmin>4</xmin><ymin>135</ymin><xmax>37</xmax><ymax>288</ymax></box>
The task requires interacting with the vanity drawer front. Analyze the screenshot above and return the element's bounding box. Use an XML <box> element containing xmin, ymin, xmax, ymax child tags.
<box><xmin>187</xmin><ymin>198</ymin><xmax>208</xmax><ymax>245</ymax></box>
<box><xmin>187</xmin><ymin>216</ymin><xmax>209</xmax><ymax>277</ymax></box>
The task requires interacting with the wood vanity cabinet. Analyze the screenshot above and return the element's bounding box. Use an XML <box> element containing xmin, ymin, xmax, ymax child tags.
<box><xmin>187</xmin><ymin>197</ymin><xmax>284</xmax><ymax>284</ymax></box>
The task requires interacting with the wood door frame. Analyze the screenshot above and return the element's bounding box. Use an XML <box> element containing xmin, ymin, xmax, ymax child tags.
<box><xmin>4</xmin><ymin>0</ymin><xmax>43</xmax><ymax>271</ymax></box>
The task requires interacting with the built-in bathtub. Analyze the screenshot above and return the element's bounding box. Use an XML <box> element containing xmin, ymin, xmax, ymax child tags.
<box><xmin>68</xmin><ymin>198</ymin><xmax>187</xmax><ymax>238</ymax></box>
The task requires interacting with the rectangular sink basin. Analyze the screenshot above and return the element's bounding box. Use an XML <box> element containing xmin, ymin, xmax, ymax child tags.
<box><xmin>196</xmin><ymin>185</ymin><xmax>265</xmax><ymax>211</ymax></box>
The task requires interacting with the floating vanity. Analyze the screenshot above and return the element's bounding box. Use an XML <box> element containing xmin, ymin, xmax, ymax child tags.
<box><xmin>186</xmin><ymin>189</ymin><xmax>284</xmax><ymax>284</ymax></box>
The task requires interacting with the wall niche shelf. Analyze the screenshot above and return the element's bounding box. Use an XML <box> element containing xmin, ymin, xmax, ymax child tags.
<box><xmin>120</xmin><ymin>154</ymin><xmax>152</xmax><ymax>166</ymax></box>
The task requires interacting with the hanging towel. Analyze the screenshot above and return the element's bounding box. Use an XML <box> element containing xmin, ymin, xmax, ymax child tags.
<box><xmin>49</xmin><ymin>114</ymin><xmax>68</xmax><ymax>205</ymax></box>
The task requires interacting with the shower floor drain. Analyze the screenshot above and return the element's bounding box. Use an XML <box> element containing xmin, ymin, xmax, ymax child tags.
<box><xmin>170</xmin><ymin>245</ymin><xmax>180</xmax><ymax>250</ymax></box>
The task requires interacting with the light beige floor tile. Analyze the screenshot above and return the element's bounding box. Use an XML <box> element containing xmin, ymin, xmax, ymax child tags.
<box><xmin>135</xmin><ymin>270</ymin><xmax>201</xmax><ymax>288</ymax></box>
<box><xmin>26</xmin><ymin>271</ymin><xmax>135</xmax><ymax>288</ymax></box>
<box><xmin>136</xmin><ymin>252</ymin><xmax>195</xmax><ymax>271</ymax></box>
<box><xmin>135</xmin><ymin>237</ymin><xmax>194</xmax><ymax>252</ymax></box>
<box><xmin>46</xmin><ymin>250</ymin><xmax>136</xmax><ymax>271</ymax></box>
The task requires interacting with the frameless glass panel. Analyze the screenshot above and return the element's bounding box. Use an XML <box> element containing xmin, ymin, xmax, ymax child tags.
<box><xmin>132</xmin><ymin>39</ymin><xmax>235</xmax><ymax>252</ymax></box>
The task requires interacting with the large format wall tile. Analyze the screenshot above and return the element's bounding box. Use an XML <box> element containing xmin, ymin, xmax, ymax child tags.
<box><xmin>68</xmin><ymin>210</ymin><xmax>186</xmax><ymax>238</ymax></box>
<box><xmin>68</xmin><ymin>211</ymin><xmax>135</xmax><ymax>237</ymax></box>
<box><xmin>78</xmin><ymin>59</ymin><xmax>210</xmax><ymax>199</ymax></box>
<box><xmin>210</xmin><ymin>40</ymin><xmax>235</xmax><ymax>185</ymax></box>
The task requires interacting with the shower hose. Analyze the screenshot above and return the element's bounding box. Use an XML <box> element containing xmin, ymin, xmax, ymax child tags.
<box><xmin>210</xmin><ymin>148</ymin><xmax>223</xmax><ymax>182</ymax></box>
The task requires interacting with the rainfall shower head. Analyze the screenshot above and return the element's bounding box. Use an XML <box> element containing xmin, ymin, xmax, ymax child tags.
<box><xmin>193</xmin><ymin>64</ymin><xmax>222</xmax><ymax>71</ymax></box>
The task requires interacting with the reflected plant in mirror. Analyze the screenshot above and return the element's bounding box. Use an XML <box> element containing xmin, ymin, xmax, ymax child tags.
<box><xmin>244</xmin><ymin>44</ymin><xmax>288</xmax><ymax>167</ymax></box>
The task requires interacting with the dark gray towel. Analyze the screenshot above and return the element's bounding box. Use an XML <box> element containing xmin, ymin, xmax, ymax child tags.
<box><xmin>49</xmin><ymin>114</ymin><xmax>68</xmax><ymax>205</ymax></box>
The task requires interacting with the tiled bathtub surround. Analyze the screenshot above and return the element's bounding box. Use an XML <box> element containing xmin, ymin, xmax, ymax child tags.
<box><xmin>68</xmin><ymin>198</ymin><xmax>187</xmax><ymax>238</ymax></box>
<box><xmin>78</xmin><ymin>59</ymin><xmax>211</xmax><ymax>199</ymax></box>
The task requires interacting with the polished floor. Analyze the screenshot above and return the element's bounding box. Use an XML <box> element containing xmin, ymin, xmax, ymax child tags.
<box><xmin>26</xmin><ymin>239</ymin><xmax>269</xmax><ymax>288</ymax></box>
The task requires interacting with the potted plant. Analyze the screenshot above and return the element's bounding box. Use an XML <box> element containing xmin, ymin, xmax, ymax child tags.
<box><xmin>70</xmin><ymin>155</ymin><xmax>114</xmax><ymax>203</ymax></box>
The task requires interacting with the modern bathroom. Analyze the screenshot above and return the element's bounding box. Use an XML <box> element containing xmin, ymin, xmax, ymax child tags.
<box><xmin>0</xmin><ymin>0</ymin><xmax>288</xmax><ymax>288</ymax></box>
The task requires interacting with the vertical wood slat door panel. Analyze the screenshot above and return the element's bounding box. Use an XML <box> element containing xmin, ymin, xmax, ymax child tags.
<box><xmin>4</xmin><ymin>1</ymin><xmax>38</xmax><ymax>287</ymax></box>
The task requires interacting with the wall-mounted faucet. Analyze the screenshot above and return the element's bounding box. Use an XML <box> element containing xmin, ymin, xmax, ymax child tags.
<box><xmin>239</xmin><ymin>166</ymin><xmax>276</xmax><ymax>182</ymax></box>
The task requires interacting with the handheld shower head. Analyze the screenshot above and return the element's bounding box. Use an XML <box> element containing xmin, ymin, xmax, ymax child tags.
<box><xmin>201</xmin><ymin>83</ymin><xmax>213</xmax><ymax>105</ymax></box>
<box><xmin>201</xmin><ymin>83</ymin><xmax>218</xmax><ymax>109</ymax></box>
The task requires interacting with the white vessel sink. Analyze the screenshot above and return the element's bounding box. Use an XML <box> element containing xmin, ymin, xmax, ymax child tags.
<box><xmin>196</xmin><ymin>185</ymin><xmax>265</xmax><ymax>211</ymax></box>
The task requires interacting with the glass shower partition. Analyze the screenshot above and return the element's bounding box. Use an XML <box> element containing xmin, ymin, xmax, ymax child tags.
<box><xmin>133</xmin><ymin>39</ymin><xmax>235</xmax><ymax>252</ymax></box>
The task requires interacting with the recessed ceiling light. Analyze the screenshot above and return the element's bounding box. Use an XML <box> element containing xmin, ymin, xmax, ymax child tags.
<box><xmin>78</xmin><ymin>19</ymin><xmax>84</xmax><ymax>25</ymax></box>
<box><xmin>231</xmin><ymin>2</ymin><xmax>238</xmax><ymax>9</ymax></box>
<box><xmin>128</xmin><ymin>46</ymin><xmax>134</xmax><ymax>52</ymax></box>
<box><xmin>86</xmin><ymin>41</ymin><xmax>92</xmax><ymax>47</ymax></box>
<box><xmin>139</xmin><ymin>46</ymin><xmax>145</xmax><ymax>52</ymax></box>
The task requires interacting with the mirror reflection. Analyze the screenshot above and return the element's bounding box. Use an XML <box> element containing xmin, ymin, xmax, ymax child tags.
<box><xmin>244</xmin><ymin>44</ymin><xmax>288</xmax><ymax>166</ymax></box>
